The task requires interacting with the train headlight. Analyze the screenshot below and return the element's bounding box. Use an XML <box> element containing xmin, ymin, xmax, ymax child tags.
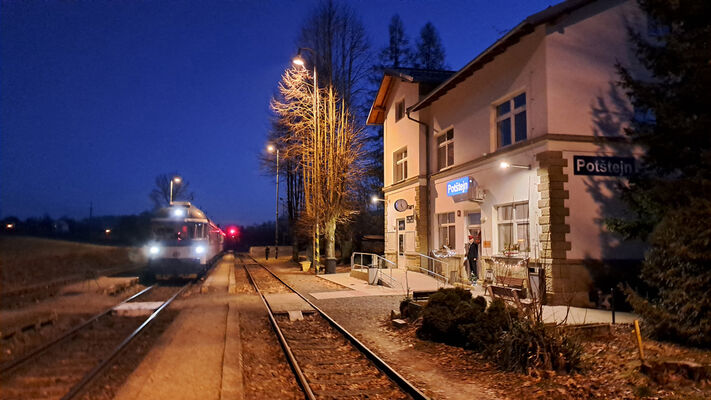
<box><xmin>149</xmin><ymin>246</ymin><xmax>160</xmax><ymax>255</ymax></box>
<box><xmin>195</xmin><ymin>245</ymin><xmax>205</xmax><ymax>254</ymax></box>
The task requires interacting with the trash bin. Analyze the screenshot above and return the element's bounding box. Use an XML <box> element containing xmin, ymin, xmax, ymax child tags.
<box><xmin>527</xmin><ymin>266</ymin><xmax>546</xmax><ymax>303</ymax></box>
<box><xmin>368</xmin><ymin>267</ymin><xmax>379</xmax><ymax>285</ymax></box>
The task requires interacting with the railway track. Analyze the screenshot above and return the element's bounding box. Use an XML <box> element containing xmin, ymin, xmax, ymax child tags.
<box><xmin>0</xmin><ymin>283</ymin><xmax>190</xmax><ymax>400</ymax></box>
<box><xmin>239</xmin><ymin>255</ymin><xmax>428</xmax><ymax>400</ymax></box>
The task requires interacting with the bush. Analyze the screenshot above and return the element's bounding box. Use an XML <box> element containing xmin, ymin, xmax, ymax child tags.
<box><xmin>492</xmin><ymin>319</ymin><xmax>582</xmax><ymax>373</ymax></box>
<box><xmin>415</xmin><ymin>288</ymin><xmax>581</xmax><ymax>373</ymax></box>
<box><xmin>629</xmin><ymin>198</ymin><xmax>711</xmax><ymax>347</ymax></box>
<box><xmin>416</xmin><ymin>288</ymin><xmax>513</xmax><ymax>349</ymax></box>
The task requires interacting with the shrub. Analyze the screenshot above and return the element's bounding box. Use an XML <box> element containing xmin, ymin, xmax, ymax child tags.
<box><xmin>416</xmin><ymin>288</ymin><xmax>513</xmax><ymax>349</ymax></box>
<box><xmin>492</xmin><ymin>319</ymin><xmax>582</xmax><ymax>373</ymax></box>
<box><xmin>628</xmin><ymin>198</ymin><xmax>711</xmax><ymax>347</ymax></box>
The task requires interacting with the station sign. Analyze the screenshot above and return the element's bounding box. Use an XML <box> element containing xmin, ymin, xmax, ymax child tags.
<box><xmin>573</xmin><ymin>156</ymin><xmax>635</xmax><ymax>177</ymax></box>
<box><xmin>446</xmin><ymin>177</ymin><xmax>470</xmax><ymax>196</ymax></box>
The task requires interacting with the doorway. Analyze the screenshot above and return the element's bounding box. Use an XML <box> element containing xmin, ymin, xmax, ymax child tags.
<box><xmin>397</xmin><ymin>219</ymin><xmax>406</xmax><ymax>268</ymax></box>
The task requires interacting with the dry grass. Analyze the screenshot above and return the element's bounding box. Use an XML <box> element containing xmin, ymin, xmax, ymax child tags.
<box><xmin>0</xmin><ymin>236</ymin><xmax>145</xmax><ymax>290</ymax></box>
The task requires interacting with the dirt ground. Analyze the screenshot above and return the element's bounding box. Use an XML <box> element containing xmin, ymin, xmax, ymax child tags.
<box><xmin>268</xmin><ymin>259</ymin><xmax>711</xmax><ymax>400</ymax></box>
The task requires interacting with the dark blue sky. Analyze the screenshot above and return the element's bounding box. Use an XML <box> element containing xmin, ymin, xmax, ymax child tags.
<box><xmin>1</xmin><ymin>0</ymin><xmax>555</xmax><ymax>225</ymax></box>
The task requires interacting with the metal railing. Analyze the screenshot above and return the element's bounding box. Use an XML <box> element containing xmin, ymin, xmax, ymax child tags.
<box><xmin>406</xmin><ymin>251</ymin><xmax>449</xmax><ymax>287</ymax></box>
<box><xmin>350</xmin><ymin>252</ymin><xmax>407</xmax><ymax>294</ymax></box>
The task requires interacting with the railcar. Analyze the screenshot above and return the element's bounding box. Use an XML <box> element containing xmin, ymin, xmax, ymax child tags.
<box><xmin>145</xmin><ymin>202</ymin><xmax>224</xmax><ymax>279</ymax></box>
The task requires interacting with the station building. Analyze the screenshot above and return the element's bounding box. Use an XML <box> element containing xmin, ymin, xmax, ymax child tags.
<box><xmin>367</xmin><ymin>0</ymin><xmax>646</xmax><ymax>305</ymax></box>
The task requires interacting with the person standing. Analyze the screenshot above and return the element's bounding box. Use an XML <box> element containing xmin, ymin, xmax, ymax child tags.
<box><xmin>466</xmin><ymin>235</ymin><xmax>479</xmax><ymax>283</ymax></box>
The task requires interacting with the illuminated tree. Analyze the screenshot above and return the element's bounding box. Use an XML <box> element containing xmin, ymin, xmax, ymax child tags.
<box><xmin>271</xmin><ymin>67</ymin><xmax>365</xmax><ymax>271</ymax></box>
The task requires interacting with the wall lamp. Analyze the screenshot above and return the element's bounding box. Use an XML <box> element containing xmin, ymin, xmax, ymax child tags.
<box><xmin>500</xmin><ymin>161</ymin><xmax>531</xmax><ymax>170</ymax></box>
<box><xmin>371</xmin><ymin>195</ymin><xmax>385</xmax><ymax>204</ymax></box>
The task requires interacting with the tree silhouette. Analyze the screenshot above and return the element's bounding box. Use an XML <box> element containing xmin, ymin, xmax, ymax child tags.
<box><xmin>149</xmin><ymin>173</ymin><xmax>194</xmax><ymax>209</ymax></box>
<box><xmin>414</xmin><ymin>22</ymin><xmax>446</xmax><ymax>69</ymax></box>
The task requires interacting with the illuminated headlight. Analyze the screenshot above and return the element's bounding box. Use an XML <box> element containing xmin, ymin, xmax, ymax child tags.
<box><xmin>149</xmin><ymin>246</ymin><xmax>160</xmax><ymax>255</ymax></box>
<box><xmin>173</xmin><ymin>208</ymin><xmax>185</xmax><ymax>217</ymax></box>
<box><xmin>195</xmin><ymin>246</ymin><xmax>205</xmax><ymax>254</ymax></box>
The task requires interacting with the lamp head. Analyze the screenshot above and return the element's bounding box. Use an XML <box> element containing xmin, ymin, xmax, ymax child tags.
<box><xmin>499</xmin><ymin>161</ymin><xmax>510</xmax><ymax>169</ymax></box>
<box><xmin>292</xmin><ymin>54</ymin><xmax>305</xmax><ymax>66</ymax></box>
<box><xmin>173</xmin><ymin>176</ymin><xmax>182</xmax><ymax>183</ymax></box>
<box><xmin>267</xmin><ymin>144</ymin><xmax>275</xmax><ymax>153</ymax></box>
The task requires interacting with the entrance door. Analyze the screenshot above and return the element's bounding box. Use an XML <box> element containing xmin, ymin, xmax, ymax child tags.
<box><xmin>466</xmin><ymin>212</ymin><xmax>482</xmax><ymax>279</ymax></box>
<box><xmin>397</xmin><ymin>219</ymin><xmax>406</xmax><ymax>268</ymax></box>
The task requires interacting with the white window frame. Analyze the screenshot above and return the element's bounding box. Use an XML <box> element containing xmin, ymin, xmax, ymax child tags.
<box><xmin>436</xmin><ymin>128</ymin><xmax>454</xmax><ymax>171</ymax></box>
<box><xmin>437</xmin><ymin>212</ymin><xmax>456</xmax><ymax>249</ymax></box>
<box><xmin>495</xmin><ymin>202</ymin><xmax>530</xmax><ymax>255</ymax></box>
<box><xmin>393</xmin><ymin>147</ymin><xmax>408</xmax><ymax>183</ymax></box>
<box><xmin>395</xmin><ymin>99</ymin><xmax>405</xmax><ymax>122</ymax></box>
<box><xmin>496</xmin><ymin>92</ymin><xmax>527</xmax><ymax>148</ymax></box>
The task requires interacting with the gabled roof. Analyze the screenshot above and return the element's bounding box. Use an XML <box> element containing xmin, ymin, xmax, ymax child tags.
<box><xmin>367</xmin><ymin>67</ymin><xmax>455</xmax><ymax>125</ymax></box>
<box><xmin>411</xmin><ymin>0</ymin><xmax>595</xmax><ymax>112</ymax></box>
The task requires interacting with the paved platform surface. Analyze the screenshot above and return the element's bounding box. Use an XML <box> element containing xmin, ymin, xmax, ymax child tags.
<box><xmin>315</xmin><ymin>267</ymin><xmax>636</xmax><ymax>325</ymax></box>
<box><xmin>114</xmin><ymin>255</ymin><xmax>243</xmax><ymax>400</ymax></box>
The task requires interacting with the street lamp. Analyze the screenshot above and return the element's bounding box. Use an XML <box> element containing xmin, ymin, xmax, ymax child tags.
<box><xmin>169</xmin><ymin>176</ymin><xmax>182</xmax><ymax>204</ymax></box>
<box><xmin>267</xmin><ymin>144</ymin><xmax>280</xmax><ymax>259</ymax></box>
<box><xmin>293</xmin><ymin>47</ymin><xmax>322</xmax><ymax>272</ymax></box>
<box><xmin>371</xmin><ymin>195</ymin><xmax>385</xmax><ymax>204</ymax></box>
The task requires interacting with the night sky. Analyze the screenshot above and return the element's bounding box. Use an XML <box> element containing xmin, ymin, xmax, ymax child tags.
<box><xmin>1</xmin><ymin>0</ymin><xmax>556</xmax><ymax>226</ymax></box>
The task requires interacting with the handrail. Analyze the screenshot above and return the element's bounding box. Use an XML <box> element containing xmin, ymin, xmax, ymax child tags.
<box><xmin>350</xmin><ymin>252</ymin><xmax>407</xmax><ymax>294</ymax></box>
<box><xmin>406</xmin><ymin>251</ymin><xmax>449</xmax><ymax>287</ymax></box>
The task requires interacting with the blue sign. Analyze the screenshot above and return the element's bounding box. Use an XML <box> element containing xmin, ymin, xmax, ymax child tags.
<box><xmin>447</xmin><ymin>177</ymin><xmax>470</xmax><ymax>197</ymax></box>
<box><xmin>573</xmin><ymin>156</ymin><xmax>635</xmax><ymax>177</ymax></box>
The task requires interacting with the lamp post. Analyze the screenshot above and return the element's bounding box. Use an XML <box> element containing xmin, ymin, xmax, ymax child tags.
<box><xmin>293</xmin><ymin>47</ymin><xmax>321</xmax><ymax>273</ymax></box>
<box><xmin>267</xmin><ymin>144</ymin><xmax>280</xmax><ymax>259</ymax></box>
<box><xmin>169</xmin><ymin>176</ymin><xmax>182</xmax><ymax>204</ymax></box>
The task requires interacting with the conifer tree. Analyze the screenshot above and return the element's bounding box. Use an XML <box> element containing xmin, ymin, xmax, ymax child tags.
<box><xmin>414</xmin><ymin>22</ymin><xmax>446</xmax><ymax>69</ymax></box>
<box><xmin>613</xmin><ymin>0</ymin><xmax>711</xmax><ymax>346</ymax></box>
<box><xmin>380</xmin><ymin>14</ymin><xmax>413</xmax><ymax>68</ymax></box>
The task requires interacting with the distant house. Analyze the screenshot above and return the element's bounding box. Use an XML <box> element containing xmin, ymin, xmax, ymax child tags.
<box><xmin>368</xmin><ymin>0</ymin><xmax>646</xmax><ymax>306</ymax></box>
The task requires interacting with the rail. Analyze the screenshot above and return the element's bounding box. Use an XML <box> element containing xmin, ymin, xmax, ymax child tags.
<box><xmin>350</xmin><ymin>252</ymin><xmax>407</xmax><ymax>294</ymax></box>
<box><xmin>407</xmin><ymin>251</ymin><xmax>450</xmax><ymax>287</ymax></box>
<box><xmin>61</xmin><ymin>283</ymin><xmax>191</xmax><ymax>400</ymax></box>
<box><xmin>247</xmin><ymin>255</ymin><xmax>429</xmax><ymax>400</ymax></box>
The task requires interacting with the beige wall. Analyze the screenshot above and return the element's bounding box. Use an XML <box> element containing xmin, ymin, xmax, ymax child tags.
<box><xmin>427</xmin><ymin>26</ymin><xmax>548</xmax><ymax>164</ymax></box>
<box><xmin>545</xmin><ymin>0</ymin><xmax>641</xmax><ymax>136</ymax></box>
<box><xmin>384</xmin><ymin>80</ymin><xmax>424</xmax><ymax>187</ymax></box>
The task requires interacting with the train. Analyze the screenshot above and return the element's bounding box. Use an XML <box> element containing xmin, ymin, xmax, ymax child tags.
<box><xmin>145</xmin><ymin>202</ymin><xmax>224</xmax><ymax>279</ymax></box>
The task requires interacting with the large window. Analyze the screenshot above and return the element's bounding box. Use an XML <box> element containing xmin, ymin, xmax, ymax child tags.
<box><xmin>438</xmin><ymin>212</ymin><xmax>456</xmax><ymax>248</ymax></box>
<box><xmin>496</xmin><ymin>202</ymin><xmax>530</xmax><ymax>254</ymax></box>
<box><xmin>393</xmin><ymin>147</ymin><xmax>408</xmax><ymax>183</ymax></box>
<box><xmin>437</xmin><ymin>128</ymin><xmax>454</xmax><ymax>170</ymax></box>
<box><xmin>395</xmin><ymin>100</ymin><xmax>405</xmax><ymax>121</ymax></box>
<box><xmin>496</xmin><ymin>93</ymin><xmax>527</xmax><ymax>147</ymax></box>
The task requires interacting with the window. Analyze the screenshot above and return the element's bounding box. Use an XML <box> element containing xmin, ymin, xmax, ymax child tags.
<box><xmin>496</xmin><ymin>202</ymin><xmax>530</xmax><ymax>254</ymax></box>
<box><xmin>438</xmin><ymin>212</ymin><xmax>456</xmax><ymax>248</ymax></box>
<box><xmin>496</xmin><ymin>93</ymin><xmax>527</xmax><ymax>147</ymax></box>
<box><xmin>393</xmin><ymin>147</ymin><xmax>407</xmax><ymax>183</ymax></box>
<box><xmin>395</xmin><ymin>100</ymin><xmax>405</xmax><ymax>121</ymax></box>
<box><xmin>437</xmin><ymin>128</ymin><xmax>454</xmax><ymax>170</ymax></box>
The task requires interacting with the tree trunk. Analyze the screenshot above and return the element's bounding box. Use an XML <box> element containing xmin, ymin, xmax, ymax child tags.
<box><xmin>325</xmin><ymin>217</ymin><xmax>337</xmax><ymax>273</ymax></box>
<box><xmin>292</xmin><ymin>236</ymin><xmax>300</xmax><ymax>262</ymax></box>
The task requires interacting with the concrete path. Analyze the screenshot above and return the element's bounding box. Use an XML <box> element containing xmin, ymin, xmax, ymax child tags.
<box><xmin>316</xmin><ymin>267</ymin><xmax>636</xmax><ymax>325</ymax></box>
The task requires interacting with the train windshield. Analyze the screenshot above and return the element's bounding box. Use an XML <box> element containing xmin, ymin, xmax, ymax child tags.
<box><xmin>151</xmin><ymin>222</ymin><xmax>206</xmax><ymax>241</ymax></box>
